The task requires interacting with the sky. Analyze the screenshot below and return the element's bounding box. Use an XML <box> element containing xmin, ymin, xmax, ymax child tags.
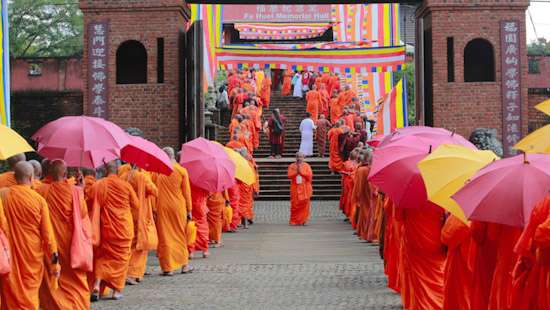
<box><xmin>527</xmin><ymin>2</ymin><xmax>550</xmax><ymax>42</ymax></box>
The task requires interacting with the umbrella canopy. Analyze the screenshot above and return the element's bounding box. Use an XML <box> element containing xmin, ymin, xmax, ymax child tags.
<box><xmin>180</xmin><ymin>137</ymin><xmax>235</xmax><ymax>192</ymax></box>
<box><xmin>213</xmin><ymin>142</ymin><xmax>256</xmax><ymax>185</ymax></box>
<box><xmin>378</xmin><ymin>126</ymin><xmax>475</xmax><ymax>149</ymax></box>
<box><xmin>0</xmin><ymin>124</ymin><xmax>34</xmax><ymax>160</ymax></box>
<box><xmin>366</xmin><ymin>134</ymin><xmax>384</xmax><ymax>148</ymax></box>
<box><xmin>453</xmin><ymin>154</ymin><xmax>550</xmax><ymax>227</ymax></box>
<box><xmin>535</xmin><ymin>98</ymin><xmax>550</xmax><ymax>116</ymax></box>
<box><xmin>121</xmin><ymin>136</ymin><xmax>173</xmax><ymax>175</ymax></box>
<box><xmin>418</xmin><ymin>144</ymin><xmax>499</xmax><ymax>223</ymax></box>
<box><xmin>369</xmin><ymin>135</ymin><xmax>476</xmax><ymax>209</ymax></box>
<box><xmin>513</xmin><ymin>124</ymin><xmax>550</xmax><ymax>154</ymax></box>
<box><xmin>32</xmin><ymin>116</ymin><xmax>130</xmax><ymax>169</ymax></box>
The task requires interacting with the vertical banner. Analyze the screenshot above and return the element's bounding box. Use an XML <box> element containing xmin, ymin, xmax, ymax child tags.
<box><xmin>500</xmin><ymin>20</ymin><xmax>521</xmax><ymax>157</ymax></box>
<box><xmin>88</xmin><ymin>21</ymin><xmax>109</xmax><ymax>119</ymax></box>
<box><xmin>0</xmin><ymin>0</ymin><xmax>10</xmax><ymax>126</ymax></box>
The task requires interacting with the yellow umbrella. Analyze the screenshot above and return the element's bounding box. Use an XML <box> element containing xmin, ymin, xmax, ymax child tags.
<box><xmin>535</xmin><ymin>98</ymin><xmax>550</xmax><ymax>116</ymax></box>
<box><xmin>213</xmin><ymin>142</ymin><xmax>256</xmax><ymax>185</ymax></box>
<box><xmin>0</xmin><ymin>124</ymin><xmax>34</xmax><ymax>160</ymax></box>
<box><xmin>418</xmin><ymin>144</ymin><xmax>498</xmax><ymax>223</ymax></box>
<box><xmin>514</xmin><ymin>124</ymin><xmax>550</xmax><ymax>154</ymax></box>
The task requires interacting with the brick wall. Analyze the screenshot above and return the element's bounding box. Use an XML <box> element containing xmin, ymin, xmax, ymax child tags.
<box><xmin>417</xmin><ymin>0</ymin><xmax>529</xmax><ymax>141</ymax></box>
<box><xmin>528</xmin><ymin>91</ymin><xmax>550</xmax><ymax>132</ymax></box>
<box><xmin>80</xmin><ymin>0</ymin><xmax>189</xmax><ymax>148</ymax></box>
<box><xmin>527</xmin><ymin>55</ymin><xmax>550</xmax><ymax>89</ymax></box>
<box><xmin>11</xmin><ymin>58</ymin><xmax>83</xmax><ymax>92</ymax></box>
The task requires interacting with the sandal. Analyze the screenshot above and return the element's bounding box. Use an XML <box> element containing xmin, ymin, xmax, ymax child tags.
<box><xmin>161</xmin><ymin>271</ymin><xmax>174</xmax><ymax>277</ymax></box>
<box><xmin>181</xmin><ymin>265</ymin><xmax>195</xmax><ymax>274</ymax></box>
<box><xmin>90</xmin><ymin>289</ymin><xmax>100</xmax><ymax>302</ymax></box>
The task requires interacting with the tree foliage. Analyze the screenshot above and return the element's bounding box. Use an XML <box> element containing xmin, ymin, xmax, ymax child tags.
<box><xmin>527</xmin><ymin>38</ymin><xmax>550</xmax><ymax>56</ymax></box>
<box><xmin>8</xmin><ymin>0</ymin><xmax>83</xmax><ymax>58</ymax></box>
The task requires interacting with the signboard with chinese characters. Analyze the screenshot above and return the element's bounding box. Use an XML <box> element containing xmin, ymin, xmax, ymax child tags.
<box><xmin>223</xmin><ymin>5</ymin><xmax>332</xmax><ymax>23</ymax></box>
<box><xmin>88</xmin><ymin>21</ymin><xmax>109</xmax><ymax>119</ymax></box>
<box><xmin>500</xmin><ymin>20</ymin><xmax>521</xmax><ymax>157</ymax></box>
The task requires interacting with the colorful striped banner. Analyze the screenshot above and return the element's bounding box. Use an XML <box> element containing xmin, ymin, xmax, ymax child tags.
<box><xmin>235</xmin><ymin>23</ymin><xmax>332</xmax><ymax>40</ymax></box>
<box><xmin>0</xmin><ymin>0</ymin><xmax>9</xmax><ymax>126</ymax></box>
<box><xmin>376</xmin><ymin>77</ymin><xmax>408</xmax><ymax>135</ymax></box>
<box><xmin>190</xmin><ymin>4</ymin><xmax>223</xmax><ymax>86</ymax></box>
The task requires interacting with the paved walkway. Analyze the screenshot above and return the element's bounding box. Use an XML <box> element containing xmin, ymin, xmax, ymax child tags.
<box><xmin>92</xmin><ymin>201</ymin><xmax>402</xmax><ymax>310</ymax></box>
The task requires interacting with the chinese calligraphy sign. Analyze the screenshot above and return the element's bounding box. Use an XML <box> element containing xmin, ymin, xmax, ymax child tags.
<box><xmin>500</xmin><ymin>20</ymin><xmax>521</xmax><ymax>157</ymax></box>
<box><xmin>88</xmin><ymin>21</ymin><xmax>109</xmax><ymax>119</ymax></box>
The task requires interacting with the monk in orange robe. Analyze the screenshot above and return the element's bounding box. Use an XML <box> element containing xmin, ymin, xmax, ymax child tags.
<box><xmin>241</xmin><ymin>103</ymin><xmax>261</xmax><ymax>149</ymax></box>
<box><xmin>353</xmin><ymin>153</ymin><xmax>372</xmax><ymax>240</ymax></box>
<box><xmin>207</xmin><ymin>191</ymin><xmax>228</xmax><ymax>247</ymax></box>
<box><xmin>82</xmin><ymin>168</ymin><xmax>96</xmax><ymax>209</ymax></box>
<box><xmin>469</xmin><ymin>221</ymin><xmax>498</xmax><ymax>310</ymax></box>
<box><xmin>328</xmin><ymin>120</ymin><xmax>345</xmax><ymax>172</ymax></box>
<box><xmin>237</xmin><ymin>151</ymin><xmax>259</xmax><ymax>227</ymax></box>
<box><xmin>190</xmin><ymin>184</ymin><xmax>210</xmax><ymax>258</ymax></box>
<box><xmin>340</xmin><ymin>150</ymin><xmax>359</xmax><ymax>218</ymax></box>
<box><xmin>441</xmin><ymin>216</ymin><xmax>473</xmax><ymax>310</ymax></box>
<box><xmin>89</xmin><ymin>161</ymin><xmax>139</xmax><ymax>301</ymax></box>
<box><xmin>152</xmin><ymin>147</ymin><xmax>194</xmax><ymax>275</ymax></box>
<box><xmin>315</xmin><ymin>115</ymin><xmax>332</xmax><ymax>158</ymax></box>
<box><xmin>120</xmin><ymin>167</ymin><xmax>158</xmax><ymax>284</ymax></box>
<box><xmin>117</xmin><ymin>163</ymin><xmax>132</xmax><ymax>177</ymax></box>
<box><xmin>306</xmin><ymin>85</ymin><xmax>321</xmax><ymax>122</ymax></box>
<box><xmin>227</xmin><ymin>71</ymin><xmax>241</xmax><ymax>95</ymax></box>
<box><xmin>319</xmin><ymin>84</ymin><xmax>330</xmax><ymax>118</ymax></box>
<box><xmin>36</xmin><ymin>160</ymin><xmax>91</xmax><ymax>310</ymax></box>
<box><xmin>226</xmin><ymin>133</ymin><xmax>245</xmax><ymax>150</ymax></box>
<box><xmin>232</xmin><ymin>90</ymin><xmax>247</xmax><ymax>118</ymax></box>
<box><xmin>337</xmin><ymin>85</ymin><xmax>356</xmax><ymax>108</ymax></box>
<box><xmin>397</xmin><ymin>203</ymin><xmax>445</xmax><ymax>310</ymax></box>
<box><xmin>510</xmin><ymin>197</ymin><xmax>550</xmax><ymax>310</ymax></box>
<box><xmin>0</xmin><ymin>153</ymin><xmax>25</xmax><ymax>188</ymax></box>
<box><xmin>260</xmin><ymin>74</ymin><xmax>272</xmax><ymax>109</ymax></box>
<box><xmin>281</xmin><ymin>69</ymin><xmax>293</xmax><ymax>96</ymax></box>
<box><xmin>241</xmin><ymin>118</ymin><xmax>255</xmax><ymax>154</ymax></box>
<box><xmin>328</xmin><ymin>73</ymin><xmax>340</xmax><ymax>97</ymax></box>
<box><xmin>288</xmin><ymin>152</ymin><xmax>313</xmax><ymax>226</ymax></box>
<box><xmin>227</xmin><ymin>182</ymin><xmax>241</xmax><ymax>232</ymax></box>
<box><xmin>28</xmin><ymin>160</ymin><xmax>43</xmax><ymax>189</ymax></box>
<box><xmin>382</xmin><ymin>197</ymin><xmax>401</xmax><ymax>293</ymax></box>
<box><xmin>0</xmin><ymin>161</ymin><xmax>59</xmax><ymax>310</ymax></box>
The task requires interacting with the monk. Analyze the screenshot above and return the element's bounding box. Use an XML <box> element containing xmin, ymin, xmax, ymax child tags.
<box><xmin>260</xmin><ymin>71</ymin><xmax>272</xmax><ymax>109</ymax></box>
<box><xmin>328</xmin><ymin>73</ymin><xmax>340</xmax><ymax>97</ymax></box>
<box><xmin>328</xmin><ymin>120</ymin><xmax>345</xmax><ymax>173</ymax></box>
<box><xmin>152</xmin><ymin>147</ymin><xmax>194</xmax><ymax>275</ymax></box>
<box><xmin>329</xmin><ymin>90</ymin><xmax>342</xmax><ymax>123</ymax></box>
<box><xmin>118</xmin><ymin>163</ymin><xmax>132</xmax><ymax>177</ymax></box>
<box><xmin>382</xmin><ymin>197</ymin><xmax>401</xmax><ymax>293</ymax></box>
<box><xmin>82</xmin><ymin>168</ymin><xmax>96</xmax><ymax>208</ymax></box>
<box><xmin>305</xmin><ymin>84</ymin><xmax>321</xmax><ymax>122</ymax></box>
<box><xmin>0</xmin><ymin>161</ymin><xmax>59</xmax><ymax>309</ymax></box>
<box><xmin>353</xmin><ymin>152</ymin><xmax>372</xmax><ymax>240</ymax></box>
<box><xmin>227</xmin><ymin>181</ymin><xmax>241</xmax><ymax>232</ymax></box>
<box><xmin>226</xmin><ymin>131</ymin><xmax>245</xmax><ymax>150</ymax></box>
<box><xmin>0</xmin><ymin>153</ymin><xmax>25</xmax><ymax>188</ymax></box>
<box><xmin>469</xmin><ymin>221</ymin><xmax>499</xmax><ymax>310</ymax></box>
<box><xmin>119</xmin><ymin>166</ymin><xmax>158</xmax><ymax>285</ymax></box>
<box><xmin>207</xmin><ymin>191</ymin><xmax>228</xmax><ymax>247</ymax></box>
<box><xmin>227</xmin><ymin>71</ymin><xmax>241</xmax><ymax>95</ymax></box>
<box><xmin>510</xmin><ymin>197</ymin><xmax>550</xmax><ymax>310</ymax></box>
<box><xmin>190</xmin><ymin>184</ymin><xmax>210</xmax><ymax>258</ymax></box>
<box><xmin>232</xmin><ymin>89</ymin><xmax>247</xmax><ymax>118</ymax></box>
<box><xmin>89</xmin><ymin>160</ymin><xmax>139</xmax><ymax>301</ymax></box>
<box><xmin>397</xmin><ymin>203</ymin><xmax>445</xmax><ymax>310</ymax></box>
<box><xmin>281</xmin><ymin>69</ymin><xmax>293</xmax><ymax>96</ymax></box>
<box><xmin>315</xmin><ymin>115</ymin><xmax>332</xmax><ymax>157</ymax></box>
<box><xmin>319</xmin><ymin>84</ymin><xmax>330</xmax><ymax>118</ymax></box>
<box><xmin>238</xmin><ymin>149</ymin><xmax>258</xmax><ymax>228</ymax></box>
<box><xmin>340</xmin><ymin>149</ymin><xmax>359</xmax><ymax>219</ymax></box>
<box><xmin>28</xmin><ymin>159</ymin><xmax>43</xmax><ymax>189</ymax></box>
<box><xmin>287</xmin><ymin>152</ymin><xmax>313</xmax><ymax>226</ymax></box>
<box><xmin>337</xmin><ymin>85</ymin><xmax>357</xmax><ymax>108</ymax></box>
<box><xmin>441</xmin><ymin>216</ymin><xmax>473</xmax><ymax>310</ymax></box>
<box><xmin>36</xmin><ymin>159</ymin><xmax>91</xmax><ymax>310</ymax></box>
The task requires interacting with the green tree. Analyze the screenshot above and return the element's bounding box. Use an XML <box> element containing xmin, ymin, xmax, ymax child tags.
<box><xmin>393</xmin><ymin>62</ymin><xmax>415</xmax><ymax>125</ymax></box>
<box><xmin>8</xmin><ymin>0</ymin><xmax>83</xmax><ymax>58</ymax></box>
<box><xmin>527</xmin><ymin>38</ymin><xmax>550</xmax><ymax>56</ymax></box>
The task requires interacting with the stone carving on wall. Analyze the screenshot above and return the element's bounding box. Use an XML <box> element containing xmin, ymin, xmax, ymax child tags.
<box><xmin>469</xmin><ymin>128</ymin><xmax>504</xmax><ymax>158</ymax></box>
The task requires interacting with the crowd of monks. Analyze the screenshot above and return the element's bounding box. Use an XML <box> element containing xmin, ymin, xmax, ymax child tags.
<box><xmin>0</xmin><ymin>141</ymin><xmax>260</xmax><ymax>308</ymax></box>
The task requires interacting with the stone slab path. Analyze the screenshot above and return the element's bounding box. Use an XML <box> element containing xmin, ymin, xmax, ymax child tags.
<box><xmin>92</xmin><ymin>201</ymin><xmax>402</xmax><ymax>310</ymax></box>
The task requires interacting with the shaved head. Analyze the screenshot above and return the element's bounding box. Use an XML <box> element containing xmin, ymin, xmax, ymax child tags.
<box><xmin>104</xmin><ymin>160</ymin><xmax>118</xmax><ymax>175</ymax></box>
<box><xmin>50</xmin><ymin>159</ymin><xmax>67</xmax><ymax>181</ymax></box>
<box><xmin>7</xmin><ymin>153</ymin><xmax>26</xmax><ymax>170</ymax></box>
<box><xmin>28</xmin><ymin>160</ymin><xmax>42</xmax><ymax>179</ymax></box>
<box><xmin>163</xmin><ymin>147</ymin><xmax>175</xmax><ymax>161</ymax></box>
<box><xmin>296</xmin><ymin>152</ymin><xmax>305</xmax><ymax>163</ymax></box>
<box><xmin>82</xmin><ymin>168</ymin><xmax>95</xmax><ymax>177</ymax></box>
<box><xmin>14</xmin><ymin>161</ymin><xmax>33</xmax><ymax>185</ymax></box>
<box><xmin>41</xmin><ymin>159</ymin><xmax>51</xmax><ymax>178</ymax></box>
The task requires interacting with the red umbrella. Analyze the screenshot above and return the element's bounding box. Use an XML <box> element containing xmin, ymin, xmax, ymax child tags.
<box><xmin>32</xmin><ymin>116</ymin><xmax>129</xmax><ymax>168</ymax></box>
<box><xmin>366</xmin><ymin>134</ymin><xmax>384</xmax><ymax>147</ymax></box>
<box><xmin>378</xmin><ymin>126</ymin><xmax>475</xmax><ymax>149</ymax></box>
<box><xmin>179</xmin><ymin>137</ymin><xmax>235</xmax><ymax>192</ymax></box>
<box><xmin>121</xmin><ymin>136</ymin><xmax>173</xmax><ymax>175</ymax></box>
<box><xmin>368</xmin><ymin>135</ymin><xmax>475</xmax><ymax>209</ymax></box>
<box><xmin>453</xmin><ymin>154</ymin><xmax>550</xmax><ymax>227</ymax></box>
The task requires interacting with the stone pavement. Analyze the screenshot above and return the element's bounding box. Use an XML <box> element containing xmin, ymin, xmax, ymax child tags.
<box><xmin>92</xmin><ymin>201</ymin><xmax>402</xmax><ymax>310</ymax></box>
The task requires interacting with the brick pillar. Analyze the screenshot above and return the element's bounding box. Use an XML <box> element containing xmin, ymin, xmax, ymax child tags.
<box><xmin>80</xmin><ymin>1</ymin><xmax>190</xmax><ymax>147</ymax></box>
<box><xmin>415</xmin><ymin>0</ymin><xmax>529</xmax><ymax>156</ymax></box>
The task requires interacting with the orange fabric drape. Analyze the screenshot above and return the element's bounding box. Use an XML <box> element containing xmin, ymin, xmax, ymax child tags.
<box><xmin>383</xmin><ymin>198</ymin><xmax>401</xmax><ymax>293</ymax></box>
<box><xmin>469</xmin><ymin>221</ymin><xmax>499</xmax><ymax>310</ymax></box>
<box><xmin>190</xmin><ymin>185</ymin><xmax>209</xmax><ymax>253</ymax></box>
<box><xmin>281</xmin><ymin>70</ymin><xmax>293</xmax><ymax>96</ymax></box>
<box><xmin>353</xmin><ymin>165</ymin><xmax>371</xmax><ymax>240</ymax></box>
<box><xmin>288</xmin><ymin>162</ymin><xmax>313</xmax><ymax>225</ymax></box>
<box><xmin>328</xmin><ymin>128</ymin><xmax>344</xmax><ymax>172</ymax></box>
<box><xmin>0</xmin><ymin>172</ymin><xmax>16</xmax><ymax>188</ymax></box>
<box><xmin>306</xmin><ymin>90</ymin><xmax>321</xmax><ymax>122</ymax></box>
<box><xmin>207</xmin><ymin>192</ymin><xmax>225</xmax><ymax>242</ymax></box>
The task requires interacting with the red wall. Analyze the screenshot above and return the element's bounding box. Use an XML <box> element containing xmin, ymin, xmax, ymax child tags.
<box><xmin>527</xmin><ymin>55</ymin><xmax>550</xmax><ymax>89</ymax></box>
<box><xmin>11</xmin><ymin>58</ymin><xmax>83</xmax><ymax>92</ymax></box>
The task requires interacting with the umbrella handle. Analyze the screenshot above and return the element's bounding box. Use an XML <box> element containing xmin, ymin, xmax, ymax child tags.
<box><xmin>523</xmin><ymin>152</ymin><xmax>529</xmax><ymax>164</ymax></box>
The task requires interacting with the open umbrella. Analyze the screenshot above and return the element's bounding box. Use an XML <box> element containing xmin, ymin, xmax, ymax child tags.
<box><xmin>418</xmin><ymin>144</ymin><xmax>499</xmax><ymax>223</ymax></box>
<box><xmin>453</xmin><ymin>154</ymin><xmax>550</xmax><ymax>227</ymax></box>
<box><xmin>0</xmin><ymin>124</ymin><xmax>34</xmax><ymax>160</ymax></box>
<box><xmin>213</xmin><ymin>142</ymin><xmax>256</xmax><ymax>185</ymax></box>
<box><xmin>121</xmin><ymin>136</ymin><xmax>173</xmax><ymax>175</ymax></box>
<box><xmin>513</xmin><ymin>124</ymin><xmax>550</xmax><ymax>154</ymax></box>
<box><xmin>535</xmin><ymin>98</ymin><xmax>550</xmax><ymax>116</ymax></box>
<box><xmin>179</xmin><ymin>137</ymin><xmax>235</xmax><ymax>192</ymax></box>
<box><xmin>366</xmin><ymin>134</ymin><xmax>384</xmax><ymax>148</ymax></box>
<box><xmin>32</xmin><ymin>116</ymin><xmax>129</xmax><ymax>168</ymax></box>
<box><xmin>378</xmin><ymin>126</ymin><xmax>475</xmax><ymax>149</ymax></box>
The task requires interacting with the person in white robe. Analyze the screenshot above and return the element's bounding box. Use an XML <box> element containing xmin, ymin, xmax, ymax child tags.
<box><xmin>299</xmin><ymin>113</ymin><xmax>317</xmax><ymax>156</ymax></box>
<box><xmin>293</xmin><ymin>72</ymin><xmax>303</xmax><ymax>98</ymax></box>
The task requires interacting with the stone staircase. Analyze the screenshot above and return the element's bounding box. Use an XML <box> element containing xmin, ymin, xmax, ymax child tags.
<box><xmin>219</xmin><ymin>91</ymin><xmax>341</xmax><ymax>201</ymax></box>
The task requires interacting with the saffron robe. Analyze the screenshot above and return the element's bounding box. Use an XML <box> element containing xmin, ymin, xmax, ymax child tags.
<box><xmin>340</xmin><ymin>160</ymin><xmax>356</xmax><ymax>217</ymax></box>
<box><xmin>0</xmin><ymin>185</ymin><xmax>58</xmax><ymax>310</ymax></box>
<box><xmin>190</xmin><ymin>185</ymin><xmax>209</xmax><ymax>253</ymax></box>
<box><xmin>328</xmin><ymin>127</ymin><xmax>344</xmax><ymax>172</ymax></box>
<box><xmin>330</xmin><ymin>98</ymin><xmax>342</xmax><ymax>123</ymax></box>
<box><xmin>288</xmin><ymin>163</ymin><xmax>313</xmax><ymax>225</ymax></box>
<box><xmin>239</xmin><ymin>160</ymin><xmax>259</xmax><ymax>220</ymax></box>
<box><xmin>315</xmin><ymin>118</ymin><xmax>332</xmax><ymax>157</ymax></box>
<box><xmin>353</xmin><ymin>165</ymin><xmax>372</xmax><ymax>241</ymax></box>
<box><xmin>306</xmin><ymin>90</ymin><xmax>321</xmax><ymax>122</ymax></box>
<box><xmin>153</xmin><ymin>164</ymin><xmax>192</xmax><ymax>272</ymax></box>
<box><xmin>319</xmin><ymin>89</ymin><xmax>330</xmax><ymax>118</ymax></box>
<box><xmin>281</xmin><ymin>70</ymin><xmax>293</xmax><ymax>96</ymax></box>
<box><xmin>260</xmin><ymin>77</ymin><xmax>272</xmax><ymax>109</ymax></box>
<box><xmin>383</xmin><ymin>198</ymin><xmax>401</xmax><ymax>293</ymax></box>
<box><xmin>227</xmin><ymin>183</ymin><xmax>241</xmax><ymax>231</ymax></box>
<box><xmin>0</xmin><ymin>172</ymin><xmax>16</xmax><ymax>188</ymax></box>
<box><xmin>207</xmin><ymin>192</ymin><xmax>226</xmax><ymax>242</ymax></box>
<box><xmin>36</xmin><ymin>182</ymin><xmax>91</xmax><ymax>310</ymax></box>
<box><xmin>469</xmin><ymin>221</ymin><xmax>499</xmax><ymax>310</ymax></box>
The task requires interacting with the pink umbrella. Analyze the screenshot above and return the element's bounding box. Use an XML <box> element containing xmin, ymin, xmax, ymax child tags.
<box><xmin>32</xmin><ymin>116</ymin><xmax>129</xmax><ymax>169</ymax></box>
<box><xmin>367</xmin><ymin>134</ymin><xmax>384</xmax><ymax>148</ymax></box>
<box><xmin>453</xmin><ymin>154</ymin><xmax>550</xmax><ymax>227</ymax></box>
<box><xmin>368</xmin><ymin>135</ymin><xmax>475</xmax><ymax>209</ymax></box>
<box><xmin>378</xmin><ymin>126</ymin><xmax>475</xmax><ymax>149</ymax></box>
<box><xmin>179</xmin><ymin>137</ymin><xmax>235</xmax><ymax>192</ymax></box>
<box><xmin>121</xmin><ymin>136</ymin><xmax>173</xmax><ymax>175</ymax></box>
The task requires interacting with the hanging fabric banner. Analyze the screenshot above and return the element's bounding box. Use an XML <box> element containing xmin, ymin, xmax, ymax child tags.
<box><xmin>0</xmin><ymin>0</ymin><xmax>10</xmax><ymax>126</ymax></box>
<box><xmin>235</xmin><ymin>23</ymin><xmax>332</xmax><ymax>40</ymax></box>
